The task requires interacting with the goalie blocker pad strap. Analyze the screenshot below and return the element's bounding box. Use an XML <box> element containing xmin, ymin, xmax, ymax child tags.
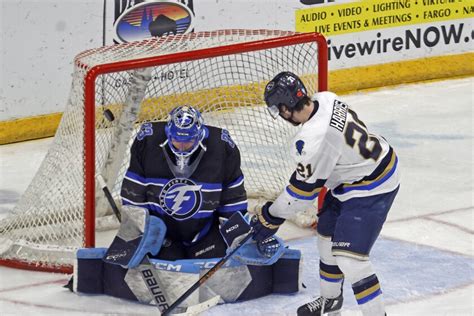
<box><xmin>74</xmin><ymin>247</ymin><xmax>301</xmax><ymax>304</ymax></box>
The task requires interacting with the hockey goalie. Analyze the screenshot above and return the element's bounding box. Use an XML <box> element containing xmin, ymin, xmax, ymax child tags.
<box><xmin>68</xmin><ymin>105</ymin><xmax>302</xmax><ymax>312</ymax></box>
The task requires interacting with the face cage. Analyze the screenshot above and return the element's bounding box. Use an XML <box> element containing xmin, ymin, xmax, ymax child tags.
<box><xmin>168</xmin><ymin>135</ymin><xmax>201</xmax><ymax>158</ymax></box>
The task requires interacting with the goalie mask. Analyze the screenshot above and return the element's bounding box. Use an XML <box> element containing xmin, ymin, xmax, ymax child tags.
<box><xmin>264</xmin><ymin>72</ymin><xmax>308</xmax><ymax>125</ymax></box>
<box><xmin>165</xmin><ymin>105</ymin><xmax>206</xmax><ymax>163</ymax></box>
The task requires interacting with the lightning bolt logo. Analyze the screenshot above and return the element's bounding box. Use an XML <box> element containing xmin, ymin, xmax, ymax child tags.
<box><xmin>167</xmin><ymin>185</ymin><xmax>202</xmax><ymax>215</ymax></box>
<box><xmin>159</xmin><ymin>178</ymin><xmax>203</xmax><ymax>220</ymax></box>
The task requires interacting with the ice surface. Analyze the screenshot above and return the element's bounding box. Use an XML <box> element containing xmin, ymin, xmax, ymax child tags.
<box><xmin>0</xmin><ymin>77</ymin><xmax>472</xmax><ymax>315</ymax></box>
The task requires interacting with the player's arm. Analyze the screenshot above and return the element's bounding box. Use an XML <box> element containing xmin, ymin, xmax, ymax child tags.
<box><xmin>217</xmin><ymin>129</ymin><xmax>248</xmax><ymax>218</ymax></box>
<box><xmin>274</xmin><ymin>172</ymin><xmax>327</xmax><ymax>218</ymax></box>
<box><xmin>120</xmin><ymin>125</ymin><xmax>151</xmax><ymax>207</ymax></box>
<box><xmin>250</xmin><ymin>173</ymin><xmax>326</xmax><ymax>241</ymax></box>
<box><xmin>252</xmin><ymin>140</ymin><xmax>338</xmax><ymax>241</ymax></box>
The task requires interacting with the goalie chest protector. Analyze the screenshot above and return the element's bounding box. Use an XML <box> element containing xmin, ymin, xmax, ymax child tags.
<box><xmin>121</xmin><ymin>122</ymin><xmax>247</xmax><ymax>243</ymax></box>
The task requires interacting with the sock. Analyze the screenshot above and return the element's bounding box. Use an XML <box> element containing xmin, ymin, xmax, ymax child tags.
<box><xmin>352</xmin><ymin>274</ymin><xmax>385</xmax><ymax>316</ymax></box>
<box><xmin>319</xmin><ymin>260</ymin><xmax>344</xmax><ymax>298</ymax></box>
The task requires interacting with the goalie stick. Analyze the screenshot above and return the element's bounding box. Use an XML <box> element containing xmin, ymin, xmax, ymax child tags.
<box><xmin>96</xmin><ymin>68</ymin><xmax>152</xmax><ymax>218</ymax></box>
<box><xmin>97</xmin><ymin>175</ymin><xmax>221</xmax><ymax>315</ymax></box>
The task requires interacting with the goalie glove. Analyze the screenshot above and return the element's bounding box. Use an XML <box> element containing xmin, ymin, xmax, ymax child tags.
<box><xmin>251</xmin><ymin>201</ymin><xmax>285</xmax><ymax>242</ymax></box>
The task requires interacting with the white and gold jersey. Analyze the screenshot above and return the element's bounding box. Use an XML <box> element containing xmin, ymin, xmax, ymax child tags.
<box><xmin>270</xmin><ymin>92</ymin><xmax>400</xmax><ymax>218</ymax></box>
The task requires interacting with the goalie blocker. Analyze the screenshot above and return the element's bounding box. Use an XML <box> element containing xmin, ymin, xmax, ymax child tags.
<box><xmin>71</xmin><ymin>206</ymin><xmax>301</xmax><ymax>306</ymax></box>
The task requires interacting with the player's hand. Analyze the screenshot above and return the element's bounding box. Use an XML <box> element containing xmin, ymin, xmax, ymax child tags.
<box><xmin>251</xmin><ymin>201</ymin><xmax>285</xmax><ymax>242</ymax></box>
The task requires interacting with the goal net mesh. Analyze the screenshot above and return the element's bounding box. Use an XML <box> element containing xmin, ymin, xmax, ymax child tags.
<box><xmin>0</xmin><ymin>30</ymin><xmax>325</xmax><ymax>272</ymax></box>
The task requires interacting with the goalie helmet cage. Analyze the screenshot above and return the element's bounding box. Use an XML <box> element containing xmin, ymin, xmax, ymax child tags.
<box><xmin>0</xmin><ymin>29</ymin><xmax>327</xmax><ymax>274</ymax></box>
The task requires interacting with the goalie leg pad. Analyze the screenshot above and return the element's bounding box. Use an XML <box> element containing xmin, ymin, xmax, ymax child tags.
<box><xmin>238</xmin><ymin>248</ymin><xmax>301</xmax><ymax>300</ymax></box>
<box><xmin>75</xmin><ymin>248</ymin><xmax>138</xmax><ymax>301</ymax></box>
<box><xmin>74</xmin><ymin>247</ymin><xmax>301</xmax><ymax>304</ymax></box>
<box><xmin>103</xmin><ymin>260</ymin><xmax>138</xmax><ymax>301</ymax></box>
<box><xmin>104</xmin><ymin>205</ymin><xmax>166</xmax><ymax>268</ymax></box>
<box><xmin>272</xmin><ymin>249</ymin><xmax>301</xmax><ymax>294</ymax></box>
<box><xmin>75</xmin><ymin>248</ymin><xmax>107</xmax><ymax>294</ymax></box>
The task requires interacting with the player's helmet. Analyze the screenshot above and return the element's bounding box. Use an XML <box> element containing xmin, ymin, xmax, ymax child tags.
<box><xmin>165</xmin><ymin>105</ymin><xmax>205</xmax><ymax>158</ymax></box>
<box><xmin>264</xmin><ymin>72</ymin><xmax>308</xmax><ymax>119</ymax></box>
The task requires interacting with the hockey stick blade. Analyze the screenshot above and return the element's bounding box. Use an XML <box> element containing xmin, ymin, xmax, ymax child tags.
<box><xmin>172</xmin><ymin>295</ymin><xmax>220</xmax><ymax>316</ymax></box>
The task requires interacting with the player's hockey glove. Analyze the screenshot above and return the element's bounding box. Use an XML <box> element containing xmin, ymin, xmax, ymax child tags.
<box><xmin>251</xmin><ymin>201</ymin><xmax>285</xmax><ymax>242</ymax></box>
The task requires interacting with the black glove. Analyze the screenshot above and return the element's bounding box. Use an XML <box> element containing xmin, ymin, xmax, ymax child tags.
<box><xmin>251</xmin><ymin>201</ymin><xmax>285</xmax><ymax>242</ymax></box>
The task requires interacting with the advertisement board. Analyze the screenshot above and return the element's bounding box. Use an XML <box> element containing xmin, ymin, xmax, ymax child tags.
<box><xmin>0</xmin><ymin>0</ymin><xmax>472</xmax><ymax>143</ymax></box>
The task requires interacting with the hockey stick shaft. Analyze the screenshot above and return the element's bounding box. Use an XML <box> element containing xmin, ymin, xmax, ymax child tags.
<box><xmin>96</xmin><ymin>175</ymin><xmax>121</xmax><ymax>222</ymax></box>
<box><xmin>162</xmin><ymin>230</ymin><xmax>254</xmax><ymax>316</ymax></box>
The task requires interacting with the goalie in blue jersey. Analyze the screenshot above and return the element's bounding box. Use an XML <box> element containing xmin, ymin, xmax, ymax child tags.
<box><xmin>120</xmin><ymin>105</ymin><xmax>248</xmax><ymax>260</ymax></box>
<box><xmin>70</xmin><ymin>105</ymin><xmax>302</xmax><ymax>308</ymax></box>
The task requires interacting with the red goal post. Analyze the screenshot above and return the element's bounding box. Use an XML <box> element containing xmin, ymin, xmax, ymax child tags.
<box><xmin>0</xmin><ymin>30</ymin><xmax>327</xmax><ymax>273</ymax></box>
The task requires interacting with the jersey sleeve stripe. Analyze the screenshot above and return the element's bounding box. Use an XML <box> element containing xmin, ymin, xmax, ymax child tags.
<box><xmin>122</xmin><ymin>198</ymin><xmax>164</xmax><ymax>210</ymax></box>
<box><xmin>136</xmin><ymin>202</ymin><xmax>214</xmax><ymax>219</ymax></box>
<box><xmin>217</xmin><ymin>200</ymin><xmax>248</xmax><ymax>212</ymax></box>
<box><xmin>125</xmin><ymin>171</ymin><xmax>223</xmax><ymax>191</ymax></box>
<box><xmin>226</xmin><ymin>175</ymin><xmax>244</xmax><ymax>189</ymax></box>
<box><xmin>124</xmin><ymin>171</ymin><xmax>167</xmax><ymax>186</ymax></box>
<box><xmin>289</xmin><ymin>172</ymin><xmax>326</xmax><ymax>192</ymax></box>
<box><xmin>121</xmin><ymin>197</ymin><xmax>149</xmax><ymax>206</ymax></box>
<box><xmin>201</xmin><ymin>187</ymin><xmax>223</xmax><ymax>192</ymax></box>
<box><xmin>195</xmin><ymin>181</ymin><xmax>222</xmax><ymax>190</ymax></box>
<box><xmin>122</xmin><ymin>198</ymin><xmax>220</xmax><ymax>218</ymax></box>
<box><xmin>286</xmin><ymin>185</ymin><xmax>320</xmax><ymax>200</ymax></box>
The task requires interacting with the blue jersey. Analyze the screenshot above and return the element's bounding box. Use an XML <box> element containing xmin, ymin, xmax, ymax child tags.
<box><xmin>121</xmin><ymin>122</ymin><xmax>247</xmax><ymax>244</ymax></box>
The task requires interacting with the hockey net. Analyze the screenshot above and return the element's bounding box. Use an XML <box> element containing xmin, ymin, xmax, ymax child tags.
<box><xmin>0</xmin><ymin>30</ymin><xmax>327</xmax><ymax>273</ymax></box>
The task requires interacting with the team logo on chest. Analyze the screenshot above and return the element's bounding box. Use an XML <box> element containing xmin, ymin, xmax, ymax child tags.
<box><xmin>296</xmin><ymin>140</ymin><xmax>305</xmax><ymax>155</ymax></box>
<box><xmin>159</xmin><ymin>178</ymin><xmax>202</xmax><ymax>220</ymax></box>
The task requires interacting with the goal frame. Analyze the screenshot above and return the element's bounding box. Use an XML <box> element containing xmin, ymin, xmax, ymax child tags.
<box><xmin>1</xmin><ymin>31</ymin><xmax>327</xmax><ymax>273</ymax></box>
<box><xmin>84</xmin><ymin>32</ymin><xmax>327</xmax><ymax>249</ymax></box>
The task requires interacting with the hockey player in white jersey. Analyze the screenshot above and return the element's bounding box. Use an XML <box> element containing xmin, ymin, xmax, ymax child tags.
<box><xmin>251</xmin><ymin>72</ymin><xmax>400</xmax><ymax>316</ymax></box>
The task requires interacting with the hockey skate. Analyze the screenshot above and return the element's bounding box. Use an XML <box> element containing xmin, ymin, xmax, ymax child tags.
<box><xmin>297</xmin><ymin>294</ymin><xmax>343</xmax><ymax>316</ymax></box>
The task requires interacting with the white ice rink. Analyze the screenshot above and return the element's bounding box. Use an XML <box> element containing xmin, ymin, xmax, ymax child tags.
<box><xmin>0</xmin><ymin>77</ymin><xmax>473</xmax><ymax>315</ymax></box>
